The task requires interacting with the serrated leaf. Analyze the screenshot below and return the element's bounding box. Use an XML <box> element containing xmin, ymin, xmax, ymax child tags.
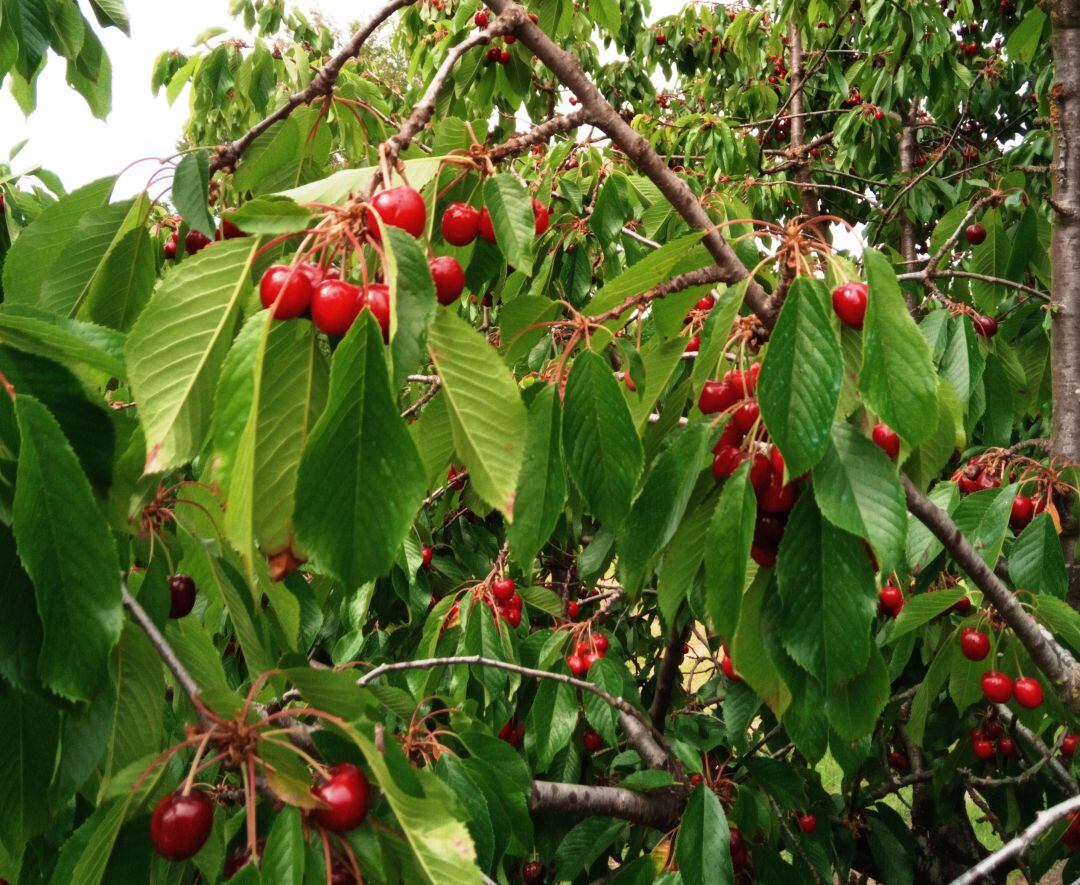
<box><xmin>588</xmin><ymin>233</ymin><xmax>706</xmax><ymax>317</ymax></box>
<box><xmin>261</xmin><ymin>807</ymin><xmax>305</xmax><ymax>885</ymax></box>
<box><xmin>294</xmin><ymin>312</ymin><xmax>425</xmax><ymax>588</ymax></box>
<box><xmin>1009</xmin><ymin>511</ymin><xmax>1067</xmax><ymax>598</ymax></box>
<box><xmin>704</xmin><ymin>460</ymin><xmax>756</xmax><ymax>640</ymax></box>
<box><xmin>530</xmin><ymin>675</ymin><xmax>578</xmax><ymax>771</ymax></box>
<box><xmin>82</xmin><ymin>222</ymin><xmax>156</xmax><ymax>331</ymax></box>
<box><xmin>127</xmin><ymin>238</ymin><xmax>259</xmax><ymax>472</ymax></box>
<box><xmin>859</xmin><ymin>249</ymin><xmax>938</xmax><ymax>447</ymax></box>
<box><xmin>758</xmin><ymin>277</ymin><xmax>842</xmax><ymax>475</ymax></box>
<box><xmin>173</xmin><ymin>150</ymin><xmax>215</xmax><ymax>237</ymax></box>
<box><xmin>0</xmin><ymin>305</ymin><xmax>125</xmax><ymax>378</ymax></box>
<box><xmin>482</xmin><ymin>174</ymin><xmax>535</xmax><ymax>271</ymax></box>
<box><xmin>826</xmin><ymin>648</ymin><xmax>890</xmax><ymax>740</ymax></box>
<box><xmin>888</xmin><ymin>588</ymin><xmax>965</xmax><ymax>639</ymax></box>
<box><xmin>562</xmin><ymin>350</ymin><xmax>643</xmax><ymax>528</ymax></box>
<box><xmin>675</xmin><ymin>786</ymin><xmax>733</xmax><ymax>885</ymax></box>
<box><xmin>13</xmin><ymin>395</ymin><xmax>121</xmax><ymax>701</ymax></box>
<box><xmin>228</xmin><ymin>195</ymin><xmax>312</xmax><ymax>234</ymax></box>
<box><xmin>0</xmin><ymin>689</ymin><xmax>61</xmax><ymax>852</ymax></box>
<box><xmin>812</xmin><ymin>421</ymin><xmax>907</xmax><ymax>573</ymax></box>
<box><xmin>427</xmin><ymin>310</ymin><xmax>526</xmax><ymax>517</ymax></box>
<box><xmin>384</xmin><ymin>225</ymin><xmax>438</xmax><ymax>391</ymax></box>
<box><xmin>1007</xmin><ymin>7</ymin><xmax>1047</xmax><ymax>63</ymax></box>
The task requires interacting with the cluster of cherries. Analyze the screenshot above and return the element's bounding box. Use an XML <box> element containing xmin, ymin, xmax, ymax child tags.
<box><xmin>831</xmin><ymin>277</ymin><xmax>998</xmax><ymax>340</ymax></box>
<box><xmin>954</xmin><ymin>456</ymin><xmax>1044</xmax><ymax>531</ymax></box>
<box><xmin>700</xmin><ymin>364</ymin><xmax>799</xmax><ymax>568</ymax></box>
<box><xmin>967</xmin><ymin>718</ymin><xmax>1015</xmax><ymax>762</ymax></box>
<box><xmin>566</xmin><ymin>632</ymin><xmax>609</xmax><ymax>677</ymax></box>
<box><xmin>440</xmin><ymin>195</ymin><xmax>550</xmax><ymax>247</ymax></box>
<box><xmin>961</xmin><ymin>623</ymin><xmax>1045</xmax><ymax>710</ymax></box>
<box><xmin>163</xmin><ymin>217</ymin><xmax>245</xmax><ymax>260</ymax></box>
<box><xmin>150</xmin><ymin>764</ymin><xmax>371</xmax><ymax>864</ymax></box>
<box><xmin>488</xmin><ymin>576</ymin><xmax>524</xmax><ymax>628</ymax></box>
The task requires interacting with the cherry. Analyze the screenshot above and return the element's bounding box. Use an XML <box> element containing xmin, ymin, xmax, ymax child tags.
<box><xmin>504</xmin><ymin>607</ymin><xmax>522</xmax><ymax>628</ymax></box>
<box><xmin>592</xmin><ymin>634</ymin><xmax>609</xmax><ymax>654</ymax></box>
<box><xmin>684</xmin><ymin>335</ymin><xmax>701</xmax><ymax>354</ymax></box>
<box><xmin>478</xmin><ymin>206</ymin><xmax>497</xmax><ymax>244</ymax></box>
<box><xmin>698</xmin><ymin>380</ymin><xmax>737</xmax><ymax>414</ymax></box>
<box><xmin>751</xmin><ymin>546</ymin><xmax>776</xmax><ymax>568</ymax></box>
<box><xmin>566</xmin><ymin>600</ymin><xmax>579</xmax><ymax>619</ymax></box>
<box><xmin>421</xmin><ymin>546</ymin><xmax>433</xmax><ymax>569</ymax></box>
<box><xmin>797</xmin><ymin>813</ymin><xmax>816</xmax><ymax>833</ymax></box>
<box><xmin>447</xmin><ymin>465</ymin><xmax>466</xmax><ymax>491</ymax></box>
<box><xmin>369</xmin><ymin>186</ymin><xmax>426</xmax><ymax>240</ymax></box>
<box><xmin>218</xmin><ymin>217</ymin><xmax>245</xmax><ymax>241</ymax></box>
<box><xmin>522</xmin><ymin>861</ymin><xmax>545</xmax><ymax>884</ymax></box>
<box><xmin>723</xmin><ymin>367</ymin><xmax>755</xmax><ymax>398</ymax></box>
<box><xmin>430</xmin><ymin>256</ymin><xmax>465</xmax><ymax>306</ymax></box>
<box><xmin>150</xmin><ymin>790</ymin><xmax>214</xmax><ymax>860</ymax></box>
<box><xmin>168</xmin><ymin>574</ymin><xmax>197</xmax><ymax>619</ymax></box>
<box><xmin>185</xmin><ymin>228</ymin><xmax>212</xmax><ymax>255</ymax></box>
<box><xmin>493</xmin><ymin>577</ymin><xmax>516</xmax><ymax>602</ymax></box>
<box><xmin>498</xmin><ymin>718</ymin><xmax>523</xmax><ymax>745</ymax></box>
<box><xmin>506</xmin><ymin>593</ymin><xmax>523</xmax><ymax>611</ymax></box>
<box><xmin>532</xmin><ymin>198</ymin><xmax>550</xmax><ymax>235</ymax></box>
<box><xmin>980</xmin><ymin>670</ymin><xmax>1013</xmax><ymax>703</ymax></box>
<box><xmin>224</xmin><ymin>841</ymin><xmax>264</xmax><ymax>878</ymax></box>
<box><xmin>973</xmin><ymin>314</ymin><xmax>998</xmax><ymax>339</ymax></box>
<box><xmin>721</xmin><ymin>653</ymin><xmax>741</xmax><ymax>681</ymax></box>
<box><xmin>1065</xmin><ymin>812</ymin><xmax>1080</xmax><ymax>851</ymax></box>
<box><xmin>312</xmin><ymin>763</ymin><xmax>371</xmax><ymax>832</ymax></box>
<box><xmin>878</xmin><ymin>585</ymin><xmax>904</xmax><ymax>618</ymax></box>
<box><xmin>753</xmin><ymin>515</ymin><xmax>786</xmax><ymax>550</ymax></box>
<box><xmin>733</xmin><ymin>400</ymin><xmax>760</xmax><ymax>433</ymax></box>
<box><xmin>888</xmin><ymin>751</ymin><xmax>909</xmax><ymax>771</ymax></box>
<box><xmin>972</xmin><ymin>738</ymin><xmax>995</xmax><ymax>760</ymax></box>
<box><xmin>758</xmin><ymin>473</ymin><xmax>796</xmax><ymax>514</ymax></box>
<box><xmin>1063</xmin><ymin>733</ymin><xmax>1079</xmax><ymax>757</ymax></box>
<box><xmin>694</xmin><ymin>294</ymin><xmax>716</xmax><ymax>312</ymax></box>
<box><xmin>164</xmin><ymin>231</ymin><xmax>179</xmax><ymax>259</ymax></box>
<box><xmin>965</xmin><ymin>223</ymin><xmax>987</xmax><ymax>246</ymax></box>
<box><xmin>729</xmin><ymin>827</ymin><xmax>749</xmax><ymax>872</ymax></box>
<box><xmin>441</xmin><ymin>202</ymin><xmax>480</xmax><ymax>246</ymax></box>
<box><xmin>952</xmin><ymin>596</ymin><xmax>973</xmax><ymax>614</ymax></box>
<box><xmin>959</xmin><ymin>628</ymin><xmax>990</xmax><ymax>661</ymax></box>
<box><xmin>486</xmin><ymin>47</ymin><xmax>502</xmax><ymax>63</ymax></box>
<box><xmin>312</xmin><ymin>280</ymin><xmax>364</xmax><ymax>336</ymax></box>
<box><xmin>998</xmin><ymin>737</ymin><xmax>1016</xmax><ymax>758</ymax></box>
<box><xmin>575</xmin><ymin>640</ymin><xmax>591</xmax><ymax>658</ymax></box>
<box><xmin>712</xmin><ymin>445</ymin><xmax>749</xmax><ymax>481</ymax></box>
<box><xmin>1010</xmin><ymin>494</ymin><xmax>1034</xmax><ymax>530</ymax></box>
<box><xmin>831</xmin><ymin>281</ymin><xmax>868</xmax><ymax>329</ymax></box>
<box><xmin>871</xmin><ymin>422</ymin><xmax>900</xmax><ymax>460</ymax></box>
<box><xmin>474</xmin><ymin>10</ymin><xmax>489</xmax><ymax>26</ymax></box>
<box><xmin>689</xmin><ymin>773</ymin><xmax>703</xmax><ymax>786</ymax></box>
<box><xmin>363</xmin><ymin>283</ymin><xmax>391</xmax><ymax>341</ymax></box>
<box><xmin>498</xmin><ymin>49</ymin><xmax>511</xmax><ymax>64</ymax></box>
<box><xmin>582</xmin><ymin>727</ymin><xmax>603</xmax><ymax>752</ymax></box>
<box><xmin>982</xmin><ymin>720</ymin><xmax>1003</xmax><ymax>740</ymax></box>
<box><xmin>567</xmin><ymin>654</ymin><xmax>586</xmax><ymax>677</ymax></box>
<box><xmin>503</xmin><ymin>35</ymin><xmax>517</xmax><ymax>45</ymax></box>
<box><xmin>330</xmin><ymin>860</ymin><xmax>358</xmax><ymax>885</ymax></box>
<box><xmin>1013</xmin><ymin>676</ymin><xmax>1043</xmax><ymax>709</ymax></box>
<box><xmin>260</xmin><ymin>264</ymin><xmax>314</xmax><ymax>319</ymax></box>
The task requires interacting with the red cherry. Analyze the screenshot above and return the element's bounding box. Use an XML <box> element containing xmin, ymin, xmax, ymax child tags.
<box><xmin>259</xmin><ymin>264</ymin><xmax>315</xmax><ymax>319</ymax></box>
<box><xmin>698</xmin><ymin>380</ymin><xmax>737</xmax><ymax>414</ymax></box>
<box><xmin>486</xmin><ymin>46</ymin><xmax>502</xmax><ymax>63</ymax></box>
<box><xmin>797</xmin><ymin>813</ymin><xmax>816</xmax><ymax>833</ymax></box>
<box><xmin>878</xmin><ymin>585</ymin><xmax>904</xmax><ymax>618</ymax></box>
<box><xmin>1010</xmin><ymin>495</ymin><xmax>1034</xmax><ymax>530</ymax></box>
<box><xmin>184</xmin><ymin>228</ymin><xmax>212</xmax><ymax>255</ymax></box>
<box><xmin>421</xmin><ymin>546</ymin><xmax>433</xmax><ymax>569</ymax></box>
<box><xmin>582</xmin><ymin>727</ymin><xmax>603</xmax><ymax>752</ymax></box>
<box><xmin>1063</xmin><ymin>733</ymin><xmax>1079</xmax><ymax>757</ymax></box>
<box><xmin>312</xmin><ymin>763</ymin><xmax>371</xmax><ymax>832</ymax></box>
<box><xmin>581</xmin><ymin>651</ymin><xmax>598</xmax><ymax>671</ymax></box>
<box><xmin>150</xmin><ymin>791</ymin><xmax>214</xmax><ymax>860</ymax></box>
<box><xmin>831</xmin><ymin>281</ymin><xmax>868</xmax><ymax>329</ymax></box>
<box><xmin>224</xmin><ymin>841</ymin><xmax>265</xmax><ymax>879</ymax></box>
<box><xmin>715</xmin><ymin>421</ymin><xmax>744</xmax><ymax>450</ymax></box>
<box><xmin>362</xmin><ymin>283</ymin><xmax>391</xmax><ymax>341</ymax></box>
<box><xmin>474</xmin><ymin>10</ymin><xmax>489</xmax><ymax>27</ymax></box>
<box><xmin>168</xmin><ymin>574</ymin><xmax>197</xmax><ymax>619</ymax></box>
<box><xmin>871</xmin><ymin>422</ymin><xmax>900</xmax><ymax>460</ymax></box>
<box><xmin>750</xmin><ymin>545</ymin><xmax>776</xmax><ymax>568</ymax></box>
<box><xmin>980</xmin><ymin>670</ymin><xmax>1013</xmax><ymax>703</ymax></box>
<box><xmin>478</xmin><ymin>206</ymin><xmax>497</xmax><ymax>244</ymax></box>
<box><xmin>567</xmin><ymin>654</ymin><xmax>586</xmax><ymax>677</ymax></box>
<box><xmin>1013</xmin><ymin>676</ymin><xmax>1043</xmax><ymax>709</ymax></box>
<box><xmin>694</xmin><ymin>294</ymin><xmax>715</xmax><ymax>312</ymax></box>
<box><xmin>973</xmin><ymin>314</ymin><xmax>998</xmax><ymax>339</ymax></box>
<box><xmin>522</xmin><ymin>861</ymin><xmax>545</xmax><ymax>884</ymax></box>
<box><xmin>684</xmin><ymin>335</ymin><xmax>701</xmax><ymax>354</ymax></box>
<box><xmin>972</xmin><ymin>738</ymin><xmax>995</xmax><ymax>760</ymax></box>
<box><xmin>733</xmin><ymin>400</ymin><xmax>760</xmax><ymax>433</ymax></box>
<box><xmin>503</xmin><ymin>34</ymin><xmax>517</xmax><ymax>45</ymax></box>
<box><xmin>369</xmin><ymin>187</ymin><xmax>426</xmax><ymax>240</ymax></box>
<box><xmin>575</xmin><ymin>640</ymin><xmax>590</xmax><ymax>658</ymax></box>
<box><xmin>498</xmin><ymin>49</ymin><xmax>510</xmax><ymax>64</ymax></box>
<box><xmin>566</xmin><ymin>600</ymin><xmax>579</xmax><ymax>619</ymax></box>
<box><xmin>218</xmin><ymin>217</ymin><xmax>245</xmax><ymax>240</ymax></box>
<box><xmin>498</xmin><ymin>718</ymin><xmax>521</xmax><ymax>744</ymax></box>
<box><xmin>960</xmin><ymin>628</ymin><xmax>990</xmax><ymax>661</ymax></box>
<box><xmin>721</xmin><ymin>654</ymin><xmax>741</xmax><ymax>681</ymax></box>
<box><xmin>163</xmin><ymin>231</ymin><xmax>178</xmax><ymax>259</ymax></box>
<box><xmin>748</xmin><ymin>362</ymin><xmax>761</xmax><ymax>389</ymax></box>
<box><xmin>951</xmin><ymin>595</ymin><xmax>973</xmax><ymax>614</ymax></box>
<box><xmin>504</xmin><ymin>607</ymin><xmax>522</xmax><ymax>628</ymax></box>
<box><xmin>311</xmin><ymin>280</ymin><xmax>364</xmax><ymax>336</ymax></box>
<box><xmin>532</xmin><ymin>198</ymin><xmax>550</xmax><ymax>235</ymax></box>
<box><xmin>712</xmin><ymin>445</ymin><xmax>749</xmax><ymax>481</ymax></box>
<box><xmin>748</xmin><ymin>452</ymin><xmax>771</xmax><ymax>494</ymax></box>
<box><xmin>888</xmin><ymin>751</ymin><xmax>908</xmax><ymax>771</ymax></box>
<box><xmin>592</xmin><ymin>634</ymin><xmax>609</xmax><ymax>654</ymax></box>
<box><xmin>758</xmin><ymin>472</ymin><xmax>796</xmax><ymax>513</ymax></box>
<box><xmin>753</xmin><ymin>515</ymin><xmax>786</xmax><ymax>550</ymax></box>
<box><xmin>429</xmin><ymin>256</ymin><xmax>465</xmax><ymax>306</ymax></box>
<box><xmin>656</xmin><ymin>32</ymin><xmax>667</xmax><ymax>44</ymax></box>
<box><xmin>507</xmin><ymin>593</ymin><xmax>523</xmax><ymax>611</ymax></box>
<box><xmin>730</xmin><ymin>826</ymin><xmax>749</xmax><ymax>872</ymax></box>
<box><xmin>441</xmin><ymin>202</ymin><xmax>481</xmax><ymax>246</ymax></box>
<box><xmin>998</xmin><ymin>737</ymin><xmax>1016</xmax><ymax>758</ymax></box>
<box><xmin>493</xmin><ymin>577</ymin><xmax>516</xmax><ymax>602</ymax></box>
<box><xmin>965</xmin><ymin>223</ymin><xmax>986</xmax><ymax>246</ymax></box>
<box><xmin>769</xmin><ymin>445</ymin><xmax>785</xmax><ymax>476</ymax></box>
<box><xmin>722</xmin><ymin>368</ymin><xmax>752</xmax><ymax>399</ymax></box>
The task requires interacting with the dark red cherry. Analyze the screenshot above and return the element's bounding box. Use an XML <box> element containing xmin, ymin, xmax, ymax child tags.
<box><xmin>698</xmin><ymin>380</ymin><xmax>738</xmax><ymax>414</ymax></box>
<box><xmin>797</xmin><ymin>813</ymin><xmax>816</xmax><ymax>833</ymax></box>
<box><xmin>493</xmin><ymin>577</ymin><xmax>516</xmax><ymax>602</ymax></box>
<box><xmin>1063</xmin><ymin>733</ymin><xmax>1079</xmax><ymax>757</ymax></box>
<box><xmin>973</xmin><ymin>314</ymin><xmax>998</xmax><ymax>339</ymax></box>
<box><xmin>972</xmin><ymin>738</ymin><xmax>995</xmax><ymax>760</ymax></box>
<box><xmin>733</xmin><ymin>400</ymin><xmax>760</xmax><ymax>433</ymax></box>
<box><xmin>150</xmin><ymin>790</ymin><xmax>214</xmax><ymax>860</ymax></box>
<box><xmin>362</xmin><ymin>283</ymin><xmax>391</xmax><ymax>341</ymax></box>
<box><xmin>878</xmin><ymin>585</ymin><xmax>904</xmax><ymax>618</ymax></box>
<box><xmin>567</xmin><ymin>600</ymin><xmax>579</xmax><ymax>619</ymax></box>
<box><xmin>184</xmin><ymin>228</ymin><xmax>212</xmax><ymax>255</ymax></box>
<box><xmin>311</xmin><ymin>280</ymin><xmax>364</xmax><ymax>336</ymax></box>
<box><xmin>312</xmin><ymin>763</ymin><xmax>371</xmax><ymax>832</ymax></box>
<box><xmin>566</xmin><ymin>654</ymin><xmax>586</xmax><ymax>676</ymax></box>
<box><xmin>478</xmin><ymin>206</ymin><xmax>497</xmax><ymax>244</ymax></box>
<box><xmin>430</xmin><ymin>256</ymin><xmax>465</xmax><ymax>306</ymax></box>
<box><xmin>259</xmin><ymin>265</ymin><xmax>314</xmax><ymax>319</ymax></box>
<box><xmin>960</xmin><ymin>628</ymin><xmax>990</xmax><ymax>661</ymax></box>
<box><xmin>871</xmin><ymin>422</ymin><xmax>900</xmax><ymax>460</ymax></box>
<box><xmin>711</xmin><ymin>445</ymin><xmax>749</xmax><ymax>481</ymax></box>
<box><xmin>750</xmin><ymin>545</ymin><xmax>776</xmax><ymax>568</ymax></box>
<box><xmin>369</xmin><ymin>186</ymin><xmax>426</xmax><ymax>240</ymax></box>
<box><xmin>441</xmin><ymin>202</ymin><xmax>480</xmax><ymax>246</ymax></box>
<box><xmin>582</xmin><ymin>727</ymin><xmax>603</xmax><ymax>752</ymax></box>
<box><xmin>888</xmin><ymin>751</ymin><xmax>908</xmax><ymax>770</ymax></box>
<box><xmin>965</xmin><ymin>223</ymin><xmax>986</xmax><ymax>246</ymax></box>
<box><xmin>831</xmin><ymin>281</ymin><xmax>868</xmax><ymax>329</ymax></box>
<box><xmin>163</xmin><ymin>231</ymin><xmax>178</xmax><ymax>259</ymax></box>
<box><xmin>1010</xmin><ymin>494</ymin><xmax>1034</xmax><ymax>530</ymax></box>
<box><xmin>522</xmin><ymin>861</ymin><xmax>545</xmax><ymax>884</ymax></box>
<box><xmin>168</xmin><ymin>574</ymin><xmax>197</xmax><ymax>619</ymax></box>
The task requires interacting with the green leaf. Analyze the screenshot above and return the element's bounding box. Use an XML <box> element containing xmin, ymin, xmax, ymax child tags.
<box><xmin>658</xmin><ymin>499</ymin><xmax>713</xmax><ymax>626</ymax></box>
<box><xmin>227</xmin><ymin>195</ymin><xmax>312</xmax><ymax>235</ymax></box>
<box><xmin>812</xmin><ymin>421</ymin><xmax>907</xmax><ymax>573</ymax></box>
<box><xmin>88</xmin><ymin>0</ymin><xmax>130</xmax><ymax>34</ymax></box>
<box><xmin>619</xmin><ymin>423</ymin><xmax>710</xmax><ymax>592</ymax></box>
<box><xmin>1035</xmin><ymin>596</ymin><xmax>1080</xmax><ymax>654</ymax></box>
<box><xmin>294</xmin><ymin>312</ymin><xmax>425</xmax><ymax>589</ymax></box>
<box><xmin>591</xmin><ymin>0</ymin><xmax>622</xmax><ymax>37</ymax></box>
<box><xmin>212</xmin><ymin>315</ymin><xmax>329</xmax><ymax>563</ymax></box>
<box><xmin>127</xmin><ymin>238</ymin><xmax>259</xmax><ymax>472</ymax></box>
<box><xmin>758</xmin><ymin>277</ymin><xmax>842</xmax><ymax>475</ymax></box>
<box><xmin>173</xmin><ymin>150</ymin><xmax>215</xmax><ymax>237</ymax></box>
<box><xmin>952</xmin><ymin>483</ymin><xmax>1015</xmax><ymax>569</ymax></box>
<box><xmin>481</xmin><ymin>174</ymin><xmax>535</xmax><ymax>272</ymax></box>
<box><xmin>82</xmin><ymin>222</ymin><xmax>156</xmax><ymax>331</ymax></box>
<box><xmin>1009</xmin><ymin>512</ymin><xmax>1067</xmax><ymax>598</ymax></box>
<box><xmin>426</xmin><ymin>310</ymin><xmax>526</xmax><ymax>517</ymax></box>
<box><xmin>384</xmin><ymin>225</ymin><xmax>438</xmax><ymax>392</ymax></box>
<box><xmin>940</xmin><ymin>316</ymin><xmax>985</xmax><ymax>409</ymax></box>
<box><xmin>562</xmin><ymin>350</ymin><xmax>643</xmax><ymax>528</ymax></box>
<box><xmin>906</xmin><ymin>639</ymin><xmax>952</xmax><ymax>745</ymax></box>
<box><xmin>826</xmin><ymin>648</ymin><xmax>890</xmax><ymax>740</ymax></box>
<box><xmin>859</xmin><ymin>249</ymin><xmax>938</xmax><ymax>447</ymax></box>
<box><xmin>0</xmin><ymin>527</ymin><xmax>43</xmax><ymax>693</ymax></box>
<box><xmin>674</xmin><ymin>786</ymin><xmax>733</xmax><ymax>885</ymax></box>
<box><xmin>704</xmin><ymin>460</ymin><xmax>756</xmax><ymax>640</ymax></box>
<box><xmin>0</xmin><ymin>305</ymin><xmax>125</xmax><ymax>378</ymax></box>
<box><xmin>588</xmin><ymin>233</ymin><xmax>706</xmax><ymax>317</ymax></box>
<box><xmin>888</xmin><ymin>588</ymin><xmax>965</xmax><ymax>638</ymax></box>
<box><xmin>968</xmin><ymin>210</ymin><xmax>1009</xmax><ymax>314</ymax></box>
<box><xmin>507</xmin><ymin>385</ymin><xmax>567</xmax><ymax>567</ymax></box>
<box><xmin>583</xmin><ymin>657</ymin><xmax>623</xmax><ymax>747</ymax></box>
<box><xmin>0</xmin><ymin>689</ymin><xmax>61</xmax><ymax>853</ymax></box>
<box><xmin>776</xmin><ymin>494</ymin><xmax>876</xmax><ymax>687</ymax></box>
<box><xmin>13</xmin><ymin>395</ymin><xmax>121</xmax><ymax>701</ymax></box>
<box><xmin>261</xmin><ymin>807</ymin><xmax>305</xmax><ymax>885</ymax></box>
<box><xmin>1007</xmin><ymin>7</ymin><xmax>1047</xmax><ymax>63</ymax></box>
<box><xmin>530</xmin><ymin>676</ymin><xmax>578</xmax><ymax>772</ymax></box>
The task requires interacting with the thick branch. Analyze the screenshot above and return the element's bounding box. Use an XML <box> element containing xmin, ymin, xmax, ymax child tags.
<box><xmin>489</xmin><ymin>108</ymin><xmax>591</xmax><ymax>162</ymax></box>
<box><xmin>786</xmin><ymin>23</ymin><xmax>820</xmax><ymax>221</ymax></box>
<box><xmin>649</xmin><ymin>621</ymin><xmax>691</xmax><ymax>731</ymax></box>
<box><xmin>529</xmin><ymin>780</ymin><xmax>685</xmax><ymax>828</ymax></box>
<box><xmin>211</xmin><ymin>0</ymin><xmax>414</xmax><ymax>173</ymax></box>
<box><xmin>481</xmin><ymin>0</ymin><xmax>776</xmax><ymax>326</ymax></box>
<box><xmin>902</xmin><ymin>476</ymin><xmax>1080</xmax><ymax>714</ymax></box>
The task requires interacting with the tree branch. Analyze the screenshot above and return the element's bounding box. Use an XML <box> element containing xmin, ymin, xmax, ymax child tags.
<box><xmin>529</xmin><ymin>780</ymin><xmax>685</xmax><ymax>828</ymax></box>
<box><xmin>902</xmin><ymin>476</ymin><xmax>1080</xmax><ymax>714</ymax></box>
<box><xmin>211</xmin><ymin>0</ymin><xmax>414</xmax><ymax>173</ymax></box>
<box><xmin>649</xmin><ymin>620</ymin><xmax>691</xmax><ymax>732</ymax></box>
<box><xmin>489</xmin><ymin>108</ymin><xmax>591</xmax><ymax>162</ymax></box>
<box><xmin>121</xmin><ymin>583</ymin><xmax>201</xmax><ymax>699</ymax></box>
